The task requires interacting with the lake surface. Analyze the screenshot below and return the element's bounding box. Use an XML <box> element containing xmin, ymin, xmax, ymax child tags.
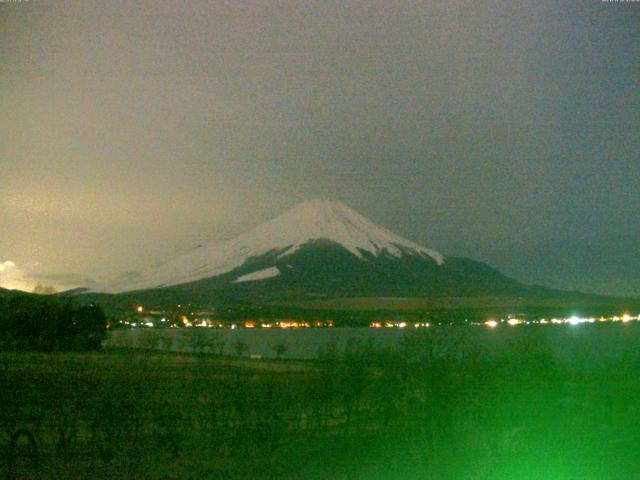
<box><xmin>107</xmin><ymin>323</ymin><xmax>640</xmax><ymax>368</ymax></box>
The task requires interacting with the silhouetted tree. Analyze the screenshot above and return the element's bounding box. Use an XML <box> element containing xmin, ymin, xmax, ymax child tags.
<box><xmin>211</xmin><ymin>331</ymin><xmax>226</xmax><ymax>356</ymax></box>
<box><xmin>271</xmin><ymin>342</ymin><xmax>288</xmax><ymax>359</ymax></box>
<box><xmin>0</xmin><ymin>296</ymin><xmax>106</xmax><ymax>351</ymax></box>
<box><xmin>234</xmin><ymin>340</ymin><xmax>248</xmax><ymax>357</ymax></box>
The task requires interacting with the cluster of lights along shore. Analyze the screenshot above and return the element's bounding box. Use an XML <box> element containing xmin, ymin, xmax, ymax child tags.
<box><xmin>373</xmin><ymin>314</ymin><xmax>640</xmax><ymax>329</ymax></box>
<box><xmin>119</xmin><ymin>306</ymin><xmax>640</xmax><ymax>330</ymax></box>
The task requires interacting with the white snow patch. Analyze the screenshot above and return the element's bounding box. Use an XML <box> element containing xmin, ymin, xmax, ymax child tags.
<box><xmin>233</xmin><ymin>267</ymin><xmax>280</xmax><ymax>283</ymax></box>
<box><xmin>100</xmin><ymin>199</ymin><xmax>444</xmax><ymax>293</ymax></box>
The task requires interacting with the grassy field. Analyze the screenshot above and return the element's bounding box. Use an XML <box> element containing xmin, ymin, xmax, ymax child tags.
<box><xmin>2</xmin><ymin>330</ymin><xmax>640</xmax><ymax>479</ymax></box>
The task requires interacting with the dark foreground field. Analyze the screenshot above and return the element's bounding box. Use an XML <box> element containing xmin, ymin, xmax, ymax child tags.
<box><xmin>2</xmin><ymin>329</ymin><xmax>640</xmax><ymax>479</ymax></box>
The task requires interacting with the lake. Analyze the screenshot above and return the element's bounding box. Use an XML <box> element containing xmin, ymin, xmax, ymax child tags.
<box><xmin>106</xmin><ymin>322</ymin><xmax>640</xmax><ymax>369</ymax></box>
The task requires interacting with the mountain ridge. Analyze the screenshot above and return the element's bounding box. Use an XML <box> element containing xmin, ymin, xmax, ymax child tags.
<box><xmin>61</xmin><ymin>199</ymin><xmax>639</xmax><ymax>315</ymax></box>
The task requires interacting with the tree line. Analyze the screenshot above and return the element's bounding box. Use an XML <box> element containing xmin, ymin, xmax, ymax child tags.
<box><xmin>0</xmin><ymin>295</ymin><xmax>107</xmax><ymax>352</ymax></box>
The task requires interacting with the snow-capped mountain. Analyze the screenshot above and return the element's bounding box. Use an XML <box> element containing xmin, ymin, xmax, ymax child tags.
<box><xmin>101</xmin><ymin>199</ymin><xmax>444</xmax><ymax>293</ymax></box>
<box><xmin>72</xmin><ymin>199</ymin><xmax>638</xmax><ymax>311</ymax></box>
<box><xmin>91</xmin><ymin>198</ymin><xmax>535</xmax><ymax>304</ymax></box>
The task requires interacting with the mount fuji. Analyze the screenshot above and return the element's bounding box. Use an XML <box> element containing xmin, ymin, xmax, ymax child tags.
<box><xmin>94</xmin><ymin>199</ymin><xmax>533</xmax><ymax>302</ymax></box>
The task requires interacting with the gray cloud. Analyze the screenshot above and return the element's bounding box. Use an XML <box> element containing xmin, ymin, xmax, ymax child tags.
<box><xmin>29</xmin><ymin>273</ymin><xmax>98</xmax><ymax>286</ymax></box>
<box><xmin>1</xmin><ymin>0</ymin><xmax>638</xmax><ymax>296</ymax></box>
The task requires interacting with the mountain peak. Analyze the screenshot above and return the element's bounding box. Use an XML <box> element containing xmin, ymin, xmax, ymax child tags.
<box><xmin>277</xmin><ymin>198</ymin><xmax>359</xmax><ymax>224</ymax></box>
<box><xmin>101</xmin><ymin>199</ymin><xmax>443</xmax><ymax>292</ymax></box>
<box><xmin>259</xmin><ymin>199</ymin><xmax>443</xmax><ymax>263</ymax></box>
<box><xmin>290</xmin><ymin>197</ymin><xmax>347</xmax><ymax>211</ymax></box>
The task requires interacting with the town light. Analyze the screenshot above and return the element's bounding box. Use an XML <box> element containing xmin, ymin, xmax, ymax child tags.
<box><xmin>567</xmin><ymin>316</ymin><xmax>581</xmax><ymax>326</ymax></box>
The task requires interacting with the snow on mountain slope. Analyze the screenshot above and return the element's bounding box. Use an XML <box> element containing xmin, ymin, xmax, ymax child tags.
<box><xmin>100</xmin><ymin>199</ymin><xmax>443</xmax><ymax>293</ymax></box>
<box><xmin>233</xmin><ymin>267</ymin><xmax>280</xmax><ymax>283</ymax></box>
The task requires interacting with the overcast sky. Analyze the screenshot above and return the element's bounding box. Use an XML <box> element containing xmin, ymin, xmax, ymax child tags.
<box><xmin>1</xmin><ymin>0</ymin><xmax>638</xmax><ymax>296</ymax></box>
